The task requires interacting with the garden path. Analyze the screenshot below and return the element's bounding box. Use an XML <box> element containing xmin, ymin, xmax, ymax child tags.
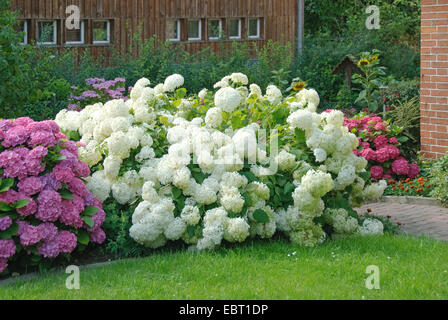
<box><xmin>357</xmin><ymin>203</ymin><xmax>448</xmax><ymax>241</ymax></box>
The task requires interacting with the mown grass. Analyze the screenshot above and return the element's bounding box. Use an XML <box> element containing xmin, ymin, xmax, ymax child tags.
<box><xmin>1</xmin><ymin>234</ymin><xmax>447</xmax><ymax>300</ymax></box>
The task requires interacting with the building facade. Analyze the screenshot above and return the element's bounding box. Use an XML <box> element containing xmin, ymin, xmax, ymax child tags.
<box><xmin>10</xmin><ymin>0</ymin><xmax>299</xmax><ymax>58</ymax></box>
<box><xmin>421</xmin><ymin>0</ymin><xmax>448</xmax><ymax>158</ymax></box>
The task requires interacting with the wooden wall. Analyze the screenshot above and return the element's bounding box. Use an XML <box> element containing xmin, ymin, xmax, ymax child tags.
<box><xmin>10</xmin><ymin>0</ymin><xmax>298</xmax><ymax>58</ymax></box>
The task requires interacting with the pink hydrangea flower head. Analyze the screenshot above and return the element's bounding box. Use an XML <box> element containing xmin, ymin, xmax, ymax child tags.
<box><xmin>67</xmin><ymin>178</ymin><xmax>88</xmax><ymax>197</ymax></box>
<box><xmin>75</xmin><ymin>161</ymin><xmax>90</xmax><ymax>178</ymax></box>
<box><xmin>375</xmin><ymin>148</ymin><xmax>391</xmax><ymax>163</ymax></box>
<box><xmin>90</xmin><ymin>228</ymin><xmax>106</xmax><ymax>244</ymax></box>
<box><xmin>391</xmin><ymin>158</ymin><xmax>410</xmax><ymax>176</ymax></box>
<box><xmin>370</xmin><ymin>165</ymin><xmax>384</xmax><ymax>180</ymax></box>
<box><xmin>389</xmin><ymin>137</ymin><xmax>399</xmax><ymax>144</ymax></box>
<box><xmin>384</xmin><ymin>145</ymin><xmax>401</xmax><ymax>159</ymax></box>
<box><xmin>36</xmin><ymin>189</ymin><xmax>62</xmax><ymax>222</ymax></box>
<box><xmin>0</xmin><ymin>189</ymin><xmax>20</xmax><ymax>204</ymax></box>
<box><xmin>56</xmin><ymin>231</ymin><xmax>77</xmax><ymax>253</ymax></box>
<box><xmin>38</xmin><ymin>223</ymin><xmax>59</xmax><ymax>241</ymax></box>
<box><xmin>59</xmin><ymin>195</ymin><xmax>85</xmax><ymax>228</ymax></box>
<box><xmin>38</xmin><ymin>239</ymin><xmax>60</xmax><ymax>258</ymax></box>
<box><xmin>27</xmin><ymin>146</ymin><xmax>48</xmax><ymax>160</ymax></box>
<box><xmin>2</xmin><ymin>125</ymin><xmax>28</xmax><ymax>148</ymax></box>
<box><xmin>13</xmin><ymin>117</ymin><xmax>34</xmax><ymax>127</ymax></box>
<box><xmin>373</xmin><ymin>135</ymin><xmax>388</xmax><ymax>149</ymax></box>
<box><xmin>0</xmin><ymin>239</ymin><xmax>16</xmax><ymax>259</ymax></box>
<box><xmin>408</xmin><ymin>163</ymin><xmax>420</xmax><ymax>178</ymax></box>
<box><xmin>373</xmin><ymin>122</ymin><xmax>387</xmax><ymax>132</ymax></box>
<box><xmin>17</xmin><ymin>177</ymin><xmax>44</xmax><ymax>196</ymax></box>
<box><xmin>52</xmin><ymin>164</ymin><xmax>75</xmax><ymax>183</ymax></box>
<box><xmin>20</xmin><ymin>224</ymin><xmax>43</xmax><ymax>246</ymax></box>
<box><xmin>0</xmin><ymin>216</ymin><xmax>12</xmax><ymax>231</ymax></box>
<box><xmin>0</xmin><ymin>258</ymin><xmax>7</xmax><ymax>273</ymax></box>
<box><xmin>40</xmin><ymin>173</ymin><xmax>62</xmax><ymax>191</ymax></box>
<box><xmin>16</xmin><ymin>196</ymin><xmax>37</xmax><ymax>217</ymax></box>
<box><xmin>28</xmin><ymin>130</ymin><xmax>57</xmax><ymax>148</ymax></box>
<box><xmin>360</xmin><ymin>148</ymin><xmax>377</xmax><ymax>161</ymax></box>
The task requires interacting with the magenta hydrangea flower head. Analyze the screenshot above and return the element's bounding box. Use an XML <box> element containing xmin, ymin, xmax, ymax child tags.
<box><xmin>391</xmin><ymin>158</ymin><xmax>410</xmax><ymax>176</ymax></box>
<box><xmin>17</xmin><ymin>177</ymin><xmax>44</xmax><ymax>196</ymax></box>
<box><xmin>408</xmin><ymin>163</ymin><xmax>420</xmax><ymax>178</ymax></box>
<box><xmin>370</xmin><ymin>165</ymin><xmax>384</xmax><ymax>180</ymax></box>
<box><xmin>36</xmin><ymin>189</ymin><xmax>62</xmax><ymax>222</ymax></box>
<box><xmin>90</xmin><ymin>228</ymin><xmax>106</xmax><ymax>244</ymax></box>
<box><xmin>38</xmin><ymin>223</ymin><xmax>58</xmax><ymax>242</ymax></box>
<box><xmin>2</xmin><ymin>125</ymin><xmax>28</xmax><ymax>148</ymax></box>
<box><xmin>16</xmin><ymin>195</ymin><xmax>37</xmax><ymax>217</ymax></box>
<box><xmin>20</xmin><ymin>224</ymin><xmax>43</xmax><ymax>247</ymax></box>
<box><xmin>52</xmin><ymin>164</ymin><xmax>75</xmax><ymax>183</ymax></box>
<box><xmin>373</xmin><ymin>135</ymin><xmax>388</xmax><ymax>149</ymax></box>
<box><xmin>0</xmin><ymin>258</ymin><xmax>7</xmax><ymax>273</ymax></box>
<box><xmin>0</xmin><ymin>239</ymin><xmax>16</xmax><ymax>259</ymax></box>
<box><xmin>0</xmin><ymin>216</ymin><xmax>12</xmax><ymax>231</ymax></box>
<box><xmin>56</xmin><ymin>231</ymin><xmax>77</xmax><ymax>253</ymax></box>
<box><xmin>38</xmin><ymin>239</ymin><xmax>60</xmax><ymax>258</ymax></box>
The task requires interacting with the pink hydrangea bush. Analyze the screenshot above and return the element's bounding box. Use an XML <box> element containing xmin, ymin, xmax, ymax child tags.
<box><xmin>0</xmin><ymin>118</ymin><xmax>106</xmax><ymax>275</ymax></box>
<box><xmin>343</xmin><ymin>113</ymin><xmax>420</xmax><ymax>180</ymax></box>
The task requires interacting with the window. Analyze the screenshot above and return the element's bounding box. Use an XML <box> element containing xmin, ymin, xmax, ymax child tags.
<box><xmin>167</xmin><ymin>20</ymin><xmax>181</xmax><ymax>42</ymax></box>
<box><xmin>208</xmin><ymin>19</ymin><xmax>222</xmax><ymax>40</ymax></box>
<box><xmin>93</xmin><ymin>21</ymin><xmax>110</xmax><ymax>44</ymax></box>
<box><xmin>14</xmin><ymin>20</ymin><xmax>27</xmax><ymax>44</ymax></box>
<box><xmin>248</xmin><ymin>18</ymin><xmax>261</xmax><ymax>39</ymax></box>
<box><xmin>229</xmin><ymin>19</ymin><xmax>241</xmax><ymax>39</ymax></box>
<box><xmin>66</xmin><ymin>21</ymin><xmax>85</xmax><ymax>45</ymax></box>
<box><xmin>37</xmin><ymin>20</ymin><xmax>57</xmax><ymax>45</ymax></box>
<box><xmin>188</xmin><ymin>20</ymin><xmax>201</xmax><ymax>41</ymax></box>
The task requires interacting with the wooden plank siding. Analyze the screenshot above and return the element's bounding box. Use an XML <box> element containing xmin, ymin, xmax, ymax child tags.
<box><xmin>10</xmin><ymin>0</ymin><xmax>297</xmax><ymax>60</ymax></box>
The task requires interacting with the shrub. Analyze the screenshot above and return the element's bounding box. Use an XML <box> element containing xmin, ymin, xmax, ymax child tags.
<box><xmin>344</xmin><ymin>112</ymin><xmax>420</xmax><ymax>180</ymax></box>
<box><xmin>0</xmin><ymin>118</ymin><xmax>106</xmax><ymax>275</ymax></box>
<box><xmin>428</xmin><ymin>152</ymin><xmax>448</xmax><ymax>206</ymax></box>
<box><xmin>385</xmin><ymin>97</ymin><xmax>420</xmax><ymax>161</ymax></box>
<box><xmin>55</xmin><ymin>73</ymin><xmax>388</xmax><ymax>253</ymax></box>
<box><xmin>68</xmin><ymin>77</ymin><xmax>129</xmax><ymax>110</ymax></box>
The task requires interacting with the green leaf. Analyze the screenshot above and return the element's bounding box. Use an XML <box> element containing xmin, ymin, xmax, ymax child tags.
<box><xmin>172</xmin><ymin>187</ymin><xmax>182</xmax><ymax>199</ymax></box>
<box><xmin>253</xmin><ymin>209</ymin><xmax>270</xmax><ymax>223</ymax></box>
<box><xmin>0</xmin><ymin>202</ymin><xmax>12</xmax><ymax>212</ymax></box>
<box><xmin>70</xmin><ymin>130</ymin><xmax>80</xmax><ymax>141</ymax></box>
<box><xmin>82</xmin><ymin>216</ymin><xmax>95</xmax><ymax>228</ymax></box>
<box><xmin>176</xmin><ymin>88</ymin><xmax>187</xmax><ymax>99</ymax></box>
<box><xmin>59</xmin><ymin>190</ymin><xmax>75</xmax><ymax>200</ymax></box>
<box><xmin>0</xmin><ymin>223</ymin><xmax>18</xmax><ymax>239</ymax></box>
<box><xmin>77</xmin><ymin>230</ymin><xmax>90</xmax><ymax>245</ymax></box>
<box><xmin>283</xmin><ymin>182</ymin><xmax>295</xmax><ymax>195</ymax></box>
<box><xmin>13</xmin><ymin>199</ymin><xmax>30</xmax><ymax>209</ymax></box>
<box><xmin>294</xmin><ymin>128</ymin><xmax>306</xmax><ymax>143</ymax></box>
<box><xmin>0</xmin><ymin>178</ymin><xmax>14</xmax><ymax>193</ymax></box>
<box><xmin>82</xmin><ymin>206</ymin><xmax>99</xmax><ymax>217</ymax></box>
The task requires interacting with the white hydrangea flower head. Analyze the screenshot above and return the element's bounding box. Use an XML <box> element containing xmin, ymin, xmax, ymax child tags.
<box><xmin>163</xmin><ymin>74</ymin><xmax>185</xmax><ymax>92</ymax></box>
<box><xmin>214</xmin><ymin>87</ymin><xmax>241</xmax><ymax>113</ymax></box>
<box><xmin>224</xmin><ymin>218</ymin><xmax>250</xmax><ymax>243</ymax></box>
<box><xmin>360</xmin><ymin>218</ymin><xmax>384</xmax><ymax>236</ymax></box>
<box><xmin>205</xmin><ymin>107</ymin><xmax>223</xmax><ymax>128</ymax></box>
<box><xmin>264</xmin><ymin>85</ymin><xmax>282</xmax><ymax>105</ymax></box>
<box><xmin>276</xmin><ymin>150</ymin><xmax>296</xmax><ymax>171</ymax></box>
<box><xmin>198</xmin><ymin>88</ymin><xmax>208</xmax><ymax>100</ymax></box>
<box><xmin>230</xmin><ymin>72</ymin><xmax>249</xmax><ymax>85</ymax></box>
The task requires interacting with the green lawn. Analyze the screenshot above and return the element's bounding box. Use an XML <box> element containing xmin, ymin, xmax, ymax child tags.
<box><xmin>1</xmin><ymin>235</ymin><xmax>447</xmax><ymax>300</ymax></box>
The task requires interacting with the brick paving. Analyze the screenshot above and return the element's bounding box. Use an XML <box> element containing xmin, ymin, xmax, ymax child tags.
<box><xmin>356</xmin><ymin>203</ymin><xmax>448</xmax><ymax>241</ymax></box>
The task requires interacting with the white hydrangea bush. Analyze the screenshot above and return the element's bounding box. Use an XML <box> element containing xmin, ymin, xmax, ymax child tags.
<box><xmin>56</xmin><ymin>73</ymin><xmax>388</xmax><ymax>251</ymax></box>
